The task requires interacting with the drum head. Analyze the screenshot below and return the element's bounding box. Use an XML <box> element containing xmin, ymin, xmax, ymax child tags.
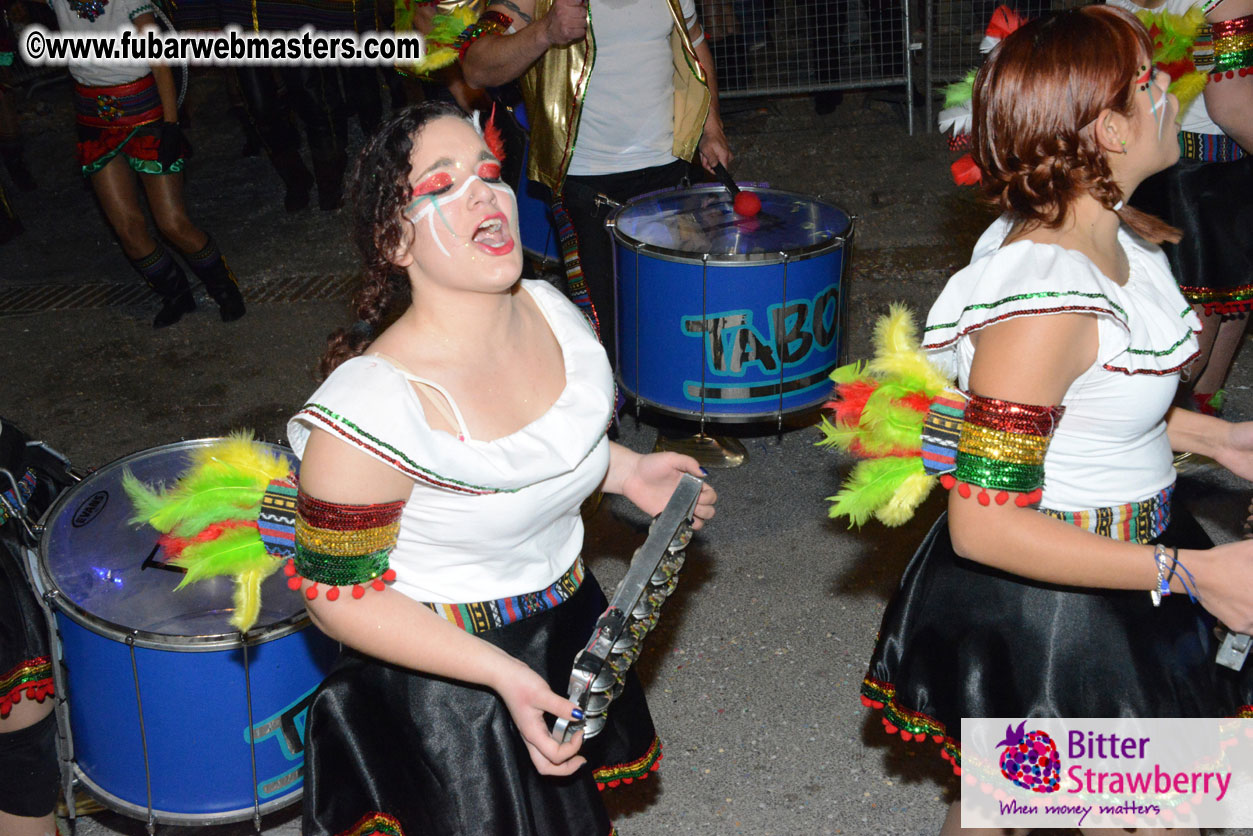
<box><xmin>610</xmin><ymin>185</ymin><xmax>852</xmax><ymax>264</ymax></box>
<box><xmin>39</xmin><ymin>439</ymin><xmax>305</xmax><ymax>645</ymax></box>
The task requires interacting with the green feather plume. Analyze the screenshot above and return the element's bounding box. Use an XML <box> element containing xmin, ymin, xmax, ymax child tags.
<box><xmin>819</xmin><ymin>305</ymin><xmax>956</xmax><ymax>527</ymax></box>
<box><xmin>943</xmin><ymin>69</ymin><xmax>977</xmax><ymax>110</ymax></box>
<box><xmin>827</xmin><ymin>457</ymin><xmax>924</xmax><ymax>527</ymax></box>
<box><xmin>123</xmin><ymin>432</ymin><xmax>293</xmax><ymax>633</ymax></box>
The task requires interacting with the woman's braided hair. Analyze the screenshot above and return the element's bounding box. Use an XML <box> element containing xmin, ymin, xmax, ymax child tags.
<box><xmin>971</xmin><ymin>5</ymin><xmax>1181</xmax><ymax>244</ymax></box>
<box><xmin>318</xmin><ymin>100</ymin><xmax>470</xmax><ymax>380</ymax></box>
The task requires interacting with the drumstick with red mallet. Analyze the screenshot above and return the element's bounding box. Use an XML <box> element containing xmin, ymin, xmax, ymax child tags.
<box><xmin>713</xmin><ymin>162</ymin><xmax>761</xmax><ymax>218</ymax></box>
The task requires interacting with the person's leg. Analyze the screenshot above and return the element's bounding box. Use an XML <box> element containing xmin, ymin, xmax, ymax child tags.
<box><xmin>234</xmin><ymin>66</ymin><xmax>314</xmax><ymax>211</ymax></box>
<box><xmin>141</xmin><ymin>170</ymin><xmax>246</xmax><ymax>322</ymax></box>
<box><xmin>0</xmin><ymin>698</ymin><xmax>58</xmax><ymax>836</ymax></box>
<box><xmin>283</xmin><ymin>65</ymin><xmax>347</xmax><ymax>210</ymax></box>
<box><xmin>1186</xmin><ymin>309</ymin><xmax>1248</xmax><ymax>411</ymax></box>
<box><xmin>0</xmin><ymin>82</ymin><xmax>35</xmax><ymax>192</ymax></box>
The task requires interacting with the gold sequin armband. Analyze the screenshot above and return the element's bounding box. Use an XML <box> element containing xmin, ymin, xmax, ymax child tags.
<box><xmin>1211</xmin><ymin>14</ymin><xmax>1253</xmax><ymax>79</ymax></box>
<box><xmin>285</xmin><ymin>492</ymin><xmax>405</xmax><ymax>601</ymax></box>
<box><xmin>939</xmin><ymin>395</ymin><xmax>1064</xmax><ymax>507</ymax></box>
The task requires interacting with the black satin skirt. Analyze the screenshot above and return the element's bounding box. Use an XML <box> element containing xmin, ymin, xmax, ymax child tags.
<box><xmin>861</xmin><ymin>508</ymin><xmax>1250</xmax><ymax>768</ymax></box>
<box><xmin>302</xmin><ymin>573</ymin><xmax>658</xmax><ymax>836</ymax></box>
<box><xmin>1132</xmin><ymin>155</ymin><xmax>1253</xmax><ymax>313</ymax></box>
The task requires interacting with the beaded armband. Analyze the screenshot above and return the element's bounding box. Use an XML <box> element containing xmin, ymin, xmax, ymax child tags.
<box><xmin>939</xmin><ymin>395</ymin><xmax>1064</xmax><ymax>507</ymax></box>
<box><xmin>285</xmin><ymin>492</ymin><xmax>405</xmax><ymax>601</ymax></box>
<box><xmin>453</xmin><ymin>10</ymin><xmax>513</xmax><ymax>57</ymax></box>
<box><xmin>1210</xmin><ymin>14</ymin><xmax>1253</xmax><ymax>80</ymax></box>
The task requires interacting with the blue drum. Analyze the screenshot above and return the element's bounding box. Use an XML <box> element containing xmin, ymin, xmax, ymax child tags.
<box><xmin>516</xmin><ymin>140</ymin><xmax>562</xmax><ymax>267</ymax></box>
<box><xmin>610</xmin><ymin>185</ymin><xmax>853</xmax><ymax>421</ymax></box>
<box><xmin>36</xmin><ymin>440</ymin><xmax>338</xmax><ymax>826</ymax></box>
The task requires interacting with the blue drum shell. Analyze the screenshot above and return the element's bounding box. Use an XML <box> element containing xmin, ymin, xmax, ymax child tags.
<box><xmin>38</xmin><ymin>439</ymin><xmax>338</xmax><ymax>824</ymax></box>
<box><xmin>612</xmin><ymin>185</ymin><xmax>852</xmax><ymax>420</ymax></box>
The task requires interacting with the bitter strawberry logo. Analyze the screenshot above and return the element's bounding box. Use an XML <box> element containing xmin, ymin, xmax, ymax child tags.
<box><xmin>997</xmin><ymin>721</ymin><xmax>1061</xmax><ymax>793</ymax></box>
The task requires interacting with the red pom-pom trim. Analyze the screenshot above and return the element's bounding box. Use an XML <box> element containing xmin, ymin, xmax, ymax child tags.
<box><xmin>326</xmin><ymin>586</ymin><xmax>340</xmax><ymax>601</ymax></box>
<box><xmin>957</xmin><ymin>482</ymin><xmax>971</xmax><ymax>499</ymax></box>
<box><xmin>953</xmin><ymin>765</ymin><xmax>962</xmax><ymax>776</ymax></box>
<box><xmin>352</xmin><ymin>584</ymin><xmax>365</xmax><ymax>599</ymax></box>
<box><xmin>283</xmin><ymin>559</ymin><xmax>297</xmax><ymax>577</ymax></box>
<box><xmin>994</xmin><ymin>491</ymin><xmax>1009</xmax><ymax>505</ymax></box>
<box><xmin>372</xmin><ymin>578</ymin><xmax>385</xmax><ymax>591</ymax></box>
<box><xmin>939</xmin><ymin>473</ymin><xmax>956</xmax><ymax>490</ymax></box>
<box><xmin>883</xmin><ymin>720</ymin><xmax>899</xmax><ymax>734</ymax></box>
<box><xmin>382</xmin><ymin>568</ymin><xmax>397</xmax><ymax>582</ymax></box>
<box><xmin>287</xmin><ymin>576</ymin><xmax>302</xmax><ymax>591</ymax></box>
<box><xmin>305</xmin><ymin>583</ymin><xmax>319</xmax><ymax>600</ymax></box>
<box><xmin>977</xmin><ymin>489</ymin><xmax>990</xmax><ymax>506</ymax></box>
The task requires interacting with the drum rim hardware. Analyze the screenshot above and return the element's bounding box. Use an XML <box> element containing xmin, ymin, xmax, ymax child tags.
<box><xmin>607</xmin><ymin>184</ymin><xmax>853</xmax><ymax>266</ymax></box>
<box><xmin>552</xmin><ymin>473</ymin><xmax>703</xmax><ymax>743</ymax></box>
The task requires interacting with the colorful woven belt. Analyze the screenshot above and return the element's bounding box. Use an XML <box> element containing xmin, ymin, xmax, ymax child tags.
<box><xmin>1179</xmin><ymin>130</ymin><xmax>1247</xmax><ymax>162</ymax></box>
<box><xmin>424</xmin><ymin>557</ymin><xmax>585</xmax><ymax>634</ymax></box>
<box><xmin>1038</xmin><ymin>484</ymin><xmax>1172</xmax><ymax>544</ymax></box>
<box><xmin>73</xmin><ymin>76</ymin><xmax>162</xmax><ymax>129</ymax></box>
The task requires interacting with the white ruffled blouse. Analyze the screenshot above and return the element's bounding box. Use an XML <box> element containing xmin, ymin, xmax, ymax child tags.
<box><xmin>288</xmin><ymin>280</ymin><xmax>614</xmax><ymax>604</ymax></box>
<box><xmin>924</xmin><ymin>216</ymin><xmax>1201</xmax><ymax>511</ymax></box>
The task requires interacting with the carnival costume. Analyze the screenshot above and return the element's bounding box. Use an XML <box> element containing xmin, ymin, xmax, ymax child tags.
<box><xmin>833</xmin><ymin>217</ymin><xmax>1253</xmax><ymax>772</ymax></box>
<box><xmin>286</xmin><ymin>280</ymin><xmax>660</xmax><ymax>836</ymax></box>
<box><xmin>0</xmin><ymin>419</ymin><xmax>75</xmax><ymax>819</ymax></box>
<box><xmin>1110</xmin><ymin>0</ymin><xmax>1253</xmax><ymax>414</ymax></box>
<box><xmin>45</xmin><ymin>0</ymin><xmax>246</xmax><ymax>326</ymax></box>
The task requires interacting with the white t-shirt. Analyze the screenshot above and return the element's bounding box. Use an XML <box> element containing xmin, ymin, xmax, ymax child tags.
<box><xmin>46</xmin><ymin>0</ymin><xmax>156</xmax><ymax>86</ymax></box>
<box><xmin>567</xmin><ymin>0</ymin><xmax>700</xmax><ymax>176</ymax></box>
<box><xmin>1105</xmin><ymin>0</ymin><xmax>1222</xmax><ymax>135</ymax></box>
<box><xmin>923</xmin><ymin>217</ymin><xmax>1201</xmax><ymax>511</ymax></box>
<box><xmin>288</xmin><ymin>280</ymin><xmax>615</xmax><ymax>604</ymax></box>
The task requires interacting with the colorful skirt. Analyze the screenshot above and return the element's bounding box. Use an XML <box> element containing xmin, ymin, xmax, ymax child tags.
<box><xmin>860</xmin><ymin>507</ymin><xmax>1249</xmax><ymax>773</ymax></box>
<box><xmin>302</xmin><ymin>569</ymin><xmax>659</xmax><ymax>836</ymax></box>
<box><xmin>1131</xmin><ymin>137</ymin><xmax>1253</xmax><ymax>315</ymax></box>
<box><xmin>73</xmin><ymin>75</ymin><xmax>182</xmax><ymax>176</ymax></box>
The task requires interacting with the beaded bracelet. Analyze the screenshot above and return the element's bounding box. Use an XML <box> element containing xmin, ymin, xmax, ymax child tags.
<box><xmin>1150</xmin><ymin>543</ymin><xmax>1198</xmax><ymax>606</ymax></box>
<box><xmin>288</xmin><ymin>492</ymin><xmax>405</xmax><ymax>601</ymax></box>
<box><xmin>454</xmin><ymin>10</ymin><xmax>513</xmax><ymax>58</ymax></box>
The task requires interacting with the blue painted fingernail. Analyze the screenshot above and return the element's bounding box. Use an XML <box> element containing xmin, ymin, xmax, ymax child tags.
<box><xmin>571</xmin><ymin>708</ymin><xmax>585</xmax><ymax>720</ymax></box>
<box><xmin>699</xmin><ymin>467</ymin><xmax>709</xmax><ymax>476</ymax></box>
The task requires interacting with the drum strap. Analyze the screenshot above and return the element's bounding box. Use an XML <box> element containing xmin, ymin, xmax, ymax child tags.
<box><xmin>549</xmin><ymin>195</ymin><xmax>601</xmax><ymax>338</ymax></box>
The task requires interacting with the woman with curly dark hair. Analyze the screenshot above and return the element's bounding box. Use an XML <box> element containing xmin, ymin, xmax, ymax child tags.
<box><xmin>285</xmin><ymin>101</ymin><xmax>716</xmax><ymax>836</ymax></box>
<box><xmin>855</xmin><ymin>7</ymin><xmax>1253</xmax><ymax>833</ymax></box>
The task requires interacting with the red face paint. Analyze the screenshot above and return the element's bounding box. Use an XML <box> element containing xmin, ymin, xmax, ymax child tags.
<box><xmin>476</xmin><ymin>161</ymin><xmax>502</xmax><ymax>181</ymax></box>
<box><xmin>411</xmin><ymin>171</ymin><xmax>453</xmax><ymax>197</ymax></box>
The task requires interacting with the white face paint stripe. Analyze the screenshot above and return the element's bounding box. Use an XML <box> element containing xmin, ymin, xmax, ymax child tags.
<box><xmin>405</xmin><ymin>174</ymin><xmax>517</xmax><ymax>258</ymax></box>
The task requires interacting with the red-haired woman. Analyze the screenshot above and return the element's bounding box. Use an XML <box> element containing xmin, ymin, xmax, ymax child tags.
<box><xmin>857</xmin><ymin>7</ymin><xmax>1253</xmax><ymax>833</ymax></box>
<box><xmin>40</xmin><ymin>0</ymin><xmax>245</xmax><ymax>327</ymax></box>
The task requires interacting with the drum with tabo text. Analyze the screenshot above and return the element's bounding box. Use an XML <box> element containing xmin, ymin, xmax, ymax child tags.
<box><xmin>609</xmin><ymin>184</ymin><xmax>852</xmax><ymax>422</ymax></box>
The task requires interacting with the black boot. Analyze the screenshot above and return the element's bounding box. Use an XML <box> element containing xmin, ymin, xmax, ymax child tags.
<box><xmin>185</xmin><ymin>237</ymin><xmax>246</xmax><ymax>322</ymax></box>
<box><xmin>0</xmin><ymin>138</ymin><xmax>36</xmax><ymax>192</ymax></box>
<box><xmin>131</xmin><ymin>244</ymin><xmax>195</xmax><ymax>328</ymax></box>
<box><xmin>271</xmin><ymin>147</ymin><xmax>314</xmax><ymax>212</ymax></box>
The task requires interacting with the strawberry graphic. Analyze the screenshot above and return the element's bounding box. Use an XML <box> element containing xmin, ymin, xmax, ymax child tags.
<box><xmin>997</xmin><ymin>721</ymin><xmax>1061</xmax><ymax>793</ymax></box>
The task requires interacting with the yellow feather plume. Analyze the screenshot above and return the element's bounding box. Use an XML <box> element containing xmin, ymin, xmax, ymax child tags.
<box><xmin>866</xmin><ymin>303</ymin><xmax>949</xmax><ymax>394</ymax></box>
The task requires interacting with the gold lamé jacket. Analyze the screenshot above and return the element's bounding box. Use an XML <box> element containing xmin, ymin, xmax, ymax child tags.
<box><xmin>520</xmin><ymin>0</ymin><xmax>710</xmax><ymax>192</ymax></box>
